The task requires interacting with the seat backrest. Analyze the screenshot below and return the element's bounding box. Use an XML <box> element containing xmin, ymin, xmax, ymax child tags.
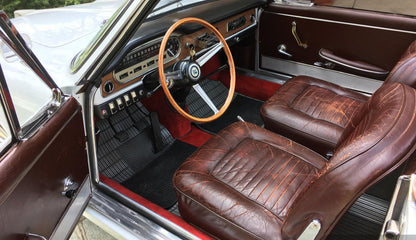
<box><xmin>384</xmin><ymin>40</ymin><xmax>416</xmax><ymax>88</ymax></box>
<box><xmin>282</xmin><ymin>83</ymin><xmax>416</xmax><ymax>239</ymax></box>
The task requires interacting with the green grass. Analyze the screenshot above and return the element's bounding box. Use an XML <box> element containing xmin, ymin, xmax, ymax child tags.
<box><xmin>0</xmin><ymin>0</ymin><xmax>94</xmax><ymax>18</ymax></box>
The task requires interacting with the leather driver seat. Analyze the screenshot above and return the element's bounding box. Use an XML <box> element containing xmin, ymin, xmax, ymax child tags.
<box><xmin>261</xmin><ymin>41</ymin><xmax>416</xmax><ymax>156</ymax></box>
<box><xmin>173</xmin><ymin>83</ymin><xmax>416</xmax><ymax>240</ymax></box>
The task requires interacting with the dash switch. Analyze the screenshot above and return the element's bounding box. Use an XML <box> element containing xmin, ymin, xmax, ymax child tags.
<box><xmin>108</xmin><ymin>102</ymin><xmax>117</xmax><ymax>115</ymax></box>
<box><xmin>116</xmin><ymin>98</ymin><xmax>124</xmax><ymax>110</ymax></box>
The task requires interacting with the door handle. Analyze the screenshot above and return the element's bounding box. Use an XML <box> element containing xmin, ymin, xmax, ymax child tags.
<box><xmin>277</xmin><ymin>44</ymin><xmax>292</xmax><ymax>58</ymax></box>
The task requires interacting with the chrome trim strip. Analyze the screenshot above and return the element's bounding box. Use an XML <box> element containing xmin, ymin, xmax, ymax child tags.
<box><xmin>318</xmin><ymin>49</ymin><xmax>389</xmax><ymax>77</ymax></box>
<box><xmin>50</xmin><ymin>177</ymin><xmax>92</xmax><ymax>240</ymax></box>
<box><xmin>88</xmin><ymin>85</ymin><xmax>100</xmax><ymax>184</ymax></box>
<box><xmin>272</xmin><ymin>12</ymin><xmax>416</xmax><ymax>35</ymax></box>
<box><xmin>237</xmin><ymin>67</ymin><xmax>290</xmax><ymax>85</ymax></box>
<box><xmin>261</xmin><ymin>55</ymin><xmax>382</xmax><ymax>94</ymax></box>
<box><xmin>0</xmin><ymin>66</ymin><xmax>20</xmax><ymax>140</ymax></box>
<box><xmin>87</xmin><ymin>190</ymin><xmax>183</xmax><ymax>240</ymax></box>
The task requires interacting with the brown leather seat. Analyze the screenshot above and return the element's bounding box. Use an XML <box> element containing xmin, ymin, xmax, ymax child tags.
<box><xmin>174</xmin><ymin>83</ymin><xmax>416</xmax><ymax>240</ymax></box>
<box><xmin>261</xmin><ymin>41</ymin><xmax>416</xmax><ymax>156</ymax></box>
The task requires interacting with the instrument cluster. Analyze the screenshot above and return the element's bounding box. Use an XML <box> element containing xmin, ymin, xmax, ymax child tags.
<box><xmin>113</xmin><ymin>36</ymin><xmax>181</xmax><ymax>83</ymax></box>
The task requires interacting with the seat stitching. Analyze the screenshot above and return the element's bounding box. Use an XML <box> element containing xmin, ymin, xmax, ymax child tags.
<box><xmin>264</xmin><ymin>159</ymin><xmax>300</xmax><ymax>205</ymax></box>
<box><xmin>264</xmin><ymin>115</ymin><xmax>341</xmax><ymax>146</ymax></box>
<box><xmin>276</xmin><ymin>164</ymin><xmax>311</xmax><ymax>216</ymax></box>
<box><xmin>251</xmin><ymin>149</ymin><xmax>286</xmax><ymax>203</ymax></box>
<box><xmin>240</xmin><ymin>146</ymin><xmax>276</xmax><ymax>196</ymax></box>
<box><xmin>255</xmin><ymin>138</ymin><xmax>325</xmax><ymax>169</ymax></box>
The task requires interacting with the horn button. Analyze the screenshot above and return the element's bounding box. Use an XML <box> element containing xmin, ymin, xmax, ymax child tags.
<box><xmin>185</xmin><ymin>62</ymin><xmax>201</xmax><ymax>83</ymax></box>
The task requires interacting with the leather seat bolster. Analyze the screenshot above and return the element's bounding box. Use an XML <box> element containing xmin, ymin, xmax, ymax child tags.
<box><xmin>282</xmin><ymin>83</ymin><xmax>416</xmax><ymax>240</ymax></box>
<box><xmin>385</xmin><ymin>40</ymin><xmax>416</xmax><ymax>88</ymax></box>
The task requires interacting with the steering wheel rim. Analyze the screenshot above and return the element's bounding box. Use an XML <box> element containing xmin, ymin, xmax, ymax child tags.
<box><xmin>158</xmin><ymin>17</ymin><xmax>236</xmax><ymax>123</ymax></box>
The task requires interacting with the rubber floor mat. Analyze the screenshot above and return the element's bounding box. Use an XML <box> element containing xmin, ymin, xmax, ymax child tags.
<box><xmin>121</xmin><ymin>141</ymin><xmax>196</xmax><ymax>209</ymax></box>
<box><xmin>96</xmin><ymin>102</ymin><xmax>174</xmax><ymax>183</ymax></box>
<box><xmin>198</xmin><ymin>94</ymin><xmax>264</xmax><ymax>133</ymax></box>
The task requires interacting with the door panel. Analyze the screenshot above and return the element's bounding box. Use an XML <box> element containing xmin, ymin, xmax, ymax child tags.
<box><xmin>259</xmin><ymin>4</ymin><xmax>416</xmax><ymax>80</ymax></box>
<box><xmin>0</xmin><ymin>97</ymin><xmax>89</xmax><ymax>240</ymax></box>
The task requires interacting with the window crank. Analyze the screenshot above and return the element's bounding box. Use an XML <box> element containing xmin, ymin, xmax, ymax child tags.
<box><xmin>277</xmin><ymin>44</ymin><xmax>292</xmax><ymax>58</ymax></box>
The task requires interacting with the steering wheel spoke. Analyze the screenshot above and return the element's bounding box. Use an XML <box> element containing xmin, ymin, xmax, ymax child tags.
<box><xmin>196</xmin><ymin>42</ymin><xmax>223</xmax><ymax>66</ymax></box>
<box><xmin>192</xmin><ymin>84</ymin><xmax>219</xmax><ymax>114</ymax></box>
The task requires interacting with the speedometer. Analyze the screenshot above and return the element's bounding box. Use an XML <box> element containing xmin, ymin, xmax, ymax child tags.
<box><xmin>114</xmin><ymin>36</ymin><xmax>181</xmax><ymax>83</ymax></box>
<box><xmin>166</xmin><ymin>37</ymin><xmax>180</xmax><ymax>57</ymax></box>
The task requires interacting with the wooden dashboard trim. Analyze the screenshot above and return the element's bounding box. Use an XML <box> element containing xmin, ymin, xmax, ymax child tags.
<box><xmin>100</xmin><ymin>8</ymin><xmax>256</xmax><ymax>98</ymax></box>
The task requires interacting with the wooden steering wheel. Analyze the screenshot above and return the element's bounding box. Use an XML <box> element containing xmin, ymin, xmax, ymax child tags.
<box><xmin>158</xmin><ymin>17</ymin><xmax>236</xmax><ymax>123</ymax></box>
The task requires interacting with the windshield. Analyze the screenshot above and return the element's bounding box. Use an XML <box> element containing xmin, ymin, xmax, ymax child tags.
<box><xmin>70</xmin><ymin>0</ymin><xmax>207</xmax><ymax>73</ymax></box>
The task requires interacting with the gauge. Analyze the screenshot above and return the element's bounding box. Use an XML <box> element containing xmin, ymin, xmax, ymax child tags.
<box><xmin>166</xmin><ymin>37</ymin><xmax>180</xmax><ymax>57</ymax></box>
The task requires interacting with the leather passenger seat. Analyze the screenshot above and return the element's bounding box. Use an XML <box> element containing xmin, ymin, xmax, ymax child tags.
<box><xmin>260</xmin><ymin>40</ymin><xmax>416</xmax><ymax>156</ymax></box>
<box><xmin>173</xmin><ymin>83</ymin><xmax>416</xmax><ymax>240</ymax></box>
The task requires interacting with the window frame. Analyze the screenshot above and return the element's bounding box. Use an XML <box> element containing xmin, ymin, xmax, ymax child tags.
<box><xmin>0</xmin><ymin>11</ymin><xmax>65</xmax><ymax>151</ymax></box>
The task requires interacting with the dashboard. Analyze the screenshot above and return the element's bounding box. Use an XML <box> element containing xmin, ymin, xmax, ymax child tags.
<box><xmin>94</xmin><ymin>0</ymin><xmax>266</xmax><ymax>119</ymax></box>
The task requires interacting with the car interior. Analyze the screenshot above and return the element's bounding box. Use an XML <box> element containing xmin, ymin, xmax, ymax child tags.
<box><xmin>90</xmin><ymin>0</ymin><xmax>416</xmax><ymax>239</ymax></box>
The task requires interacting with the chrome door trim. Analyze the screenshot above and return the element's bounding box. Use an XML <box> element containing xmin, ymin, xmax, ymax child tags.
<box><xmin>50</xmin><ymin>177</ymin><xmax>92</xmax><ymax>240</ymax></box>
<box><xmin>87</xmin><ymin>190</ymin><xmax>185</xmax><ymax>240</ymax></box>
<box><xmin>261</xmin><ymin>55</ymin><xmax>382</xmax><ymax>94</ymax></box>
<box><xmin>0</xmin><ymin>66</ymin><xmax>20</xmax><ymax>141</ymax></box>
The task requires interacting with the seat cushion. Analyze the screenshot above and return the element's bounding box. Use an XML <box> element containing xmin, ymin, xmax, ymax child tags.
<box><xmin>260</xmin><ymin>76</ymin><xmax>368</xmax><ymax>156</ymax></box>
<box><xmin>173</xmin><ymin>122</ymin><xmax>326</xmax><ymax>240</ymax></box>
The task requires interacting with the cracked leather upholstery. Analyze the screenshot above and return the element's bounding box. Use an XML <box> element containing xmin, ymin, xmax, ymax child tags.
<box><xmin>173</xmin><ymin>121</ymin><xmax>326</xmax><ymax>240</ymax></box>
<box><xmin>260</xmin><ymin>76</ymin><xmax>368</xmax><ymax>156</ymax></box>
<box><xmin>261</xmin><ymin>41</ymin><xmax>416</xmax><ymax>156</ymax></box>
<box><xmin>385</xmin><ymin>40</ymin><xmax>416</xmax><ymax>88</ymax></box>
<box><xmin>174</xmin><ymin>83</ymin><xmax>416</xmax><ymax>240</ymax></box>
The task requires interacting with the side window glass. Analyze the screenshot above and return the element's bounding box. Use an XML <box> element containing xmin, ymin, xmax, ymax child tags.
<box><xmin>314</xmin><ymin>0</ymin><xmax>416</xmax><ymax>17</ymax></box>
<box><xmin>0</xmin><ymin>41</ymin><xmax>52</xmax><ymax>127</ymax></box>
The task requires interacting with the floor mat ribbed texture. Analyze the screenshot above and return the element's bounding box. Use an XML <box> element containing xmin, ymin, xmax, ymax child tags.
<box><xmin>186</xmin><ymin>79</ymin><xmax>229</xmax><ymax>118</ymax></box>
<box><xmin>187</xmin><ymin>79</ymin><xmax>264</xmax><ymax>133</ymax></box>
<box><xmin>96</xmin><ymin>102</ymin><xmax>173</xmax><ymax>183</ymax></box>
<box><xmin>329</xmin><ymin>193</ymin><xmax>388</xmax><ymax>240</ymax></box>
